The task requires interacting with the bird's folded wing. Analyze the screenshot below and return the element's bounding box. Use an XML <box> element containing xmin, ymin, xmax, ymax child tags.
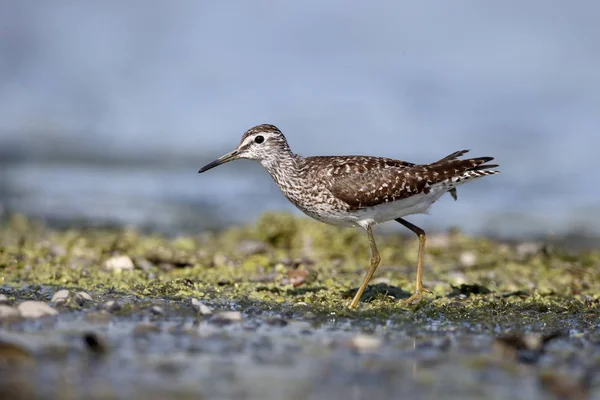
<box><xmin>327</xmin><ymin>167</ymin><xmax>428</xmax><ymax>210</ymax></box>
<box><xmin>325</xmin><ymin>151</ymin><xmax>498</xmax><ymax>210</ymax></box>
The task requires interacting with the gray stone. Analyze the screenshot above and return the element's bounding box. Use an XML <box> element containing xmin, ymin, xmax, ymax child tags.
<box><xmin>51</xmin><ymin>289</ymin><xmax>71</xmax><ymax>304</ymax></box>
<box><xmin>191</xmin><ymin>299</ymin><xmax>213</xmax><ymax>315</ymax></box>
<box><xmin>74</xmin><ymin>291</ymin><xmax>93</xmax><ymax>305</ymax></box>
<box><xmin>17</xmin><ymin>301</ymin><xmax>58</xmax><ymax>318</ymax></box>
<box><xmin>210</xmin><ymin>311</ymin><xmax>242</xmax><ymax>324</ymax></box>
<box><xmin>150</xmin><ymin>306</ymin><xmax>164</xmax><ymax>315</ymax></box>
<box><xmin>0</xmin><ymin>304</ymin><xmax>20</xmax><ymax>319</ymax></box>
<box><xmin>342</xmin><ymin>334</ymin><xmax>382</xmax><ymax>353</ymax></box>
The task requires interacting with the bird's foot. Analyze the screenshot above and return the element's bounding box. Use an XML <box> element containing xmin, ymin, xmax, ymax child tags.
<box><xmin>402</xmin><ymin>282</ymin><xmax>432</xmax><ymax>305</ymax></box>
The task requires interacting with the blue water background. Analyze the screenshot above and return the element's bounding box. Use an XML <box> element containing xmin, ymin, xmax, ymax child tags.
<box><xmin>1</xmin><ymin>1</ymin><xmax>599</xmax><ymax>237</ymax></box>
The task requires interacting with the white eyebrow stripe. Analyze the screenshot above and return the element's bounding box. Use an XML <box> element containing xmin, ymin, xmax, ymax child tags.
<box><xmin>240</xmin><ymin>132</ymin><xmax>279</xmax><ymax>147</ymax></box>
<box><xmin>240</xmin><ymin>135</ymin><xmax>255</xmax><ymax>148</ymax></box>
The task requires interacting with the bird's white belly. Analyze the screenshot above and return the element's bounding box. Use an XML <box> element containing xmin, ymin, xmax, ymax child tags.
<box><xmin>289</xmin><ymin>189</ymin><xmax>448</xmax><ymax>228</ymax></box>
<box><xmin>352</xmin><ymin>189</ymin><xmax>449</xmax><ymax>228</ymax></box>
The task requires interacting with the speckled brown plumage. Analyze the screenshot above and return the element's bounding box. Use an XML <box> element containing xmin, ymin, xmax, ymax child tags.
<box><xmin>320</xmin><ymin>154</ymin><xmax>497</xmax><ymax>210</ymax></box>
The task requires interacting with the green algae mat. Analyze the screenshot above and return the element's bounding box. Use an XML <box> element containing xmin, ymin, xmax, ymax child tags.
<box><xmin>1</xmin><ymin>213</ymin><xmax>599</xmax><ymax>399</ymax></box>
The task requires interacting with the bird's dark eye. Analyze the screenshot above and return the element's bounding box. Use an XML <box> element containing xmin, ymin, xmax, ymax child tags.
<box><xmin>254</xmin><ymin>135</ymin><xmax>264</xmax><ymax>144</ymax></box>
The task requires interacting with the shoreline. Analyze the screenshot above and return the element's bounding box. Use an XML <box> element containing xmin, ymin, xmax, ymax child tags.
<box><xmin>1</xmin><ymin>212</ymin><xmax>599</xmax><ymax>399</ymax></box>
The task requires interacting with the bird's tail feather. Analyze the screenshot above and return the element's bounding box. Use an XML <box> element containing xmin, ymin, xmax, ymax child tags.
<box><xmin>429</xmin><ymin>150</ymin><xmax>499</xmax><ymax>200</ymax></box>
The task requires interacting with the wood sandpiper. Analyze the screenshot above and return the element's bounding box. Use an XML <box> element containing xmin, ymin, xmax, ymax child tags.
<box><xmin>199</xmin><ymin>124</ymin><xmax>499</xmax><ymax>309</ymax></box>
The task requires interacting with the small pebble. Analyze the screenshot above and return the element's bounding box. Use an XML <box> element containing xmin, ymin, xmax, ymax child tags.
<box><xmin>286</xmin><ymin>269</ymin><xmax>310</xmax><ymax>287</ymax></box>
<box><xmin>280</xmin><ymin>269</ymin><xmax>318</xmax><ymax>287</ymax></box>
<box><xmin>303</xmin><ymin>311</ymin><xmax>317</xmax><ymax>320</ymax></box>
<box><xmin>150</xmin><ymin>306</ymin><xmax>164</xmax><ymax>316</ymax></box>
<box><xmin>210</xmin><ymin>311</ymin><xmax>243</xmax><ymax>324</ymax></box>
<box><xmin>191</xmin><ymin>299</ymin><xmax>212</xmax><ymax>315</ymax></box>
<box><xmin>0</xmin><ymin>293</ymin><xmax>8</xmax><ymax>303</ymax></box>
<box><xmin>75</xmin><ymin>291</ymin><xmax>93</xmax><ymax>303</ymax></box>
<box><xmin>343</xmin><ymin>333</ymin><xmax>382</xmax><ymax>352</ymax></box>
<box><xmin>459</xmin><ymin>251</ymin><xmax>477</xmax><ymax>268</ymax></box>
<box><xmin>51</xmin><ymin>289</ymin><xmax>71</xmax><ymax>304</ymax></box>
<box><xmin>17</xmin><ymin>301</ymin><xmax>58</xmax><ymax>318</ymax></box>
<box><xmin>0</xmin><ymin>304</ymin><xmax>20</xmax><ymax>319</ymax></box>
<box><xmin>104</xmin><ymin>255</ymin><xmax>135</xmax><ymax>272</ymax></box>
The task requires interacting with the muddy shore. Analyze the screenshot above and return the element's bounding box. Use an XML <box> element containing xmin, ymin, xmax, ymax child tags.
<box><xmin>1</xmin><ymin>213</ymin><xmax>599</xmax><ymax>399</ymax></box>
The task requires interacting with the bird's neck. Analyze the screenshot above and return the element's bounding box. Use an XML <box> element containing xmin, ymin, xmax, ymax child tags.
<box><xmin>260</xmin><ymin>150</ymin><xmax>303</xmax><ymax>186</ymax></box>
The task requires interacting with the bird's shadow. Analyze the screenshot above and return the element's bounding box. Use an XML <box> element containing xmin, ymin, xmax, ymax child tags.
<box><xmin>342</xmin><ymin>283</ymin><xmax>412</xmax><ymax>303</ymax></box>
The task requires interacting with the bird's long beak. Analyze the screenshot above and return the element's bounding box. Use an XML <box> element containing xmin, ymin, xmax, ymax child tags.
<box><xmin>198</xmin><ymin>149</ymin><xmax>240</xmax><ymax>173</ymax></box>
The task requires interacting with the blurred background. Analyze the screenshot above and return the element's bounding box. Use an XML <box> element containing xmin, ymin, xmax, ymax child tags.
<box><xmin>1</xmin><ymin>1</ymin><xmax>599</xmax><ymax>238</ymax></box>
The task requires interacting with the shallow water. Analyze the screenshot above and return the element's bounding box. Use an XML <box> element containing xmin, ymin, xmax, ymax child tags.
<box><xmin>1</xmin><ymin>290</ymin><xmax>598</xmax><ymax>400</ymax></box>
